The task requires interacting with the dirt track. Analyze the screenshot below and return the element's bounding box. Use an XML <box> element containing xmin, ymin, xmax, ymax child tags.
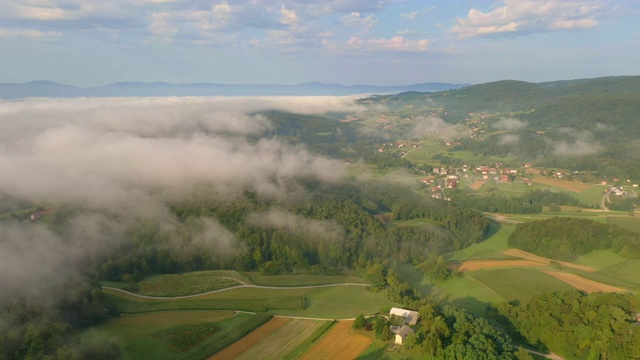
<box><xmin>543</xmin><ymin>271</ymin><xmax>626</xmax><ymax>293</ymax></box>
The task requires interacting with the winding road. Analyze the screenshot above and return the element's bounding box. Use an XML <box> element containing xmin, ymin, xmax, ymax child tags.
<box><xmin>102</xmin><ymin>280</ymin><xmax>370</xmax><ymax>300</ymax></box>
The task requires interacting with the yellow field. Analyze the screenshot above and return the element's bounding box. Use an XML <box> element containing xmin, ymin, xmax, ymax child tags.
<box><xmin>531</xmin><ymin>176</ymin><xmax>591</xmax><ymax>192</ymax></box>
<box><xmin>301</xmin><ymin>320</ymin><xmax>371</xmax><ymax>360</ymax></box>
<box><xmin>543</xmin><ymin>271</ymin><xmax>626</xmax><ymax>293</ymax></box>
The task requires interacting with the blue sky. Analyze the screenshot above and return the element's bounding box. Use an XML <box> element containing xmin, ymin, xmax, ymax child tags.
<box><xmin>0</xmin><ymin>0</ymin><xmax>638</xmax><ymax>86</ymax></box>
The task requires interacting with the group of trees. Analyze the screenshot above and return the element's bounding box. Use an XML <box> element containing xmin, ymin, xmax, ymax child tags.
<box><xmin>0</xmin><ymin>281</ymin><xmax>118</xmax><ymax>360</ymax></box>
<box><xmin>495</xmin><ymin>291</ymin><xmax>640</xmax><ymax>359</ymax></box>
<box><xmin>509</xmin><ymin>217</ymin><xmax>640</xmax><ymax>261</ymax></box>
<box><xmin>92</xmin><ymin>180</ymin><xmax>491</xmax><ymax>283</ymax></box>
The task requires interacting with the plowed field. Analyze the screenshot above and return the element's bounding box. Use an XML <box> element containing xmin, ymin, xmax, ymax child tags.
<box><xmin>209</xmin><ymin>317</ymin><xmax>290</xmax><ymax>360</ymax></box>
<box><xmin>300</xmin><ymin>320</ymin><xmax>371</xmax><ymax>360</ymax></box>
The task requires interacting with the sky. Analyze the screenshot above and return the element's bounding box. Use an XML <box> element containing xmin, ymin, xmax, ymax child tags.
<box><xmin>0</xmin><ymin>0</ymin><xmax>639</xmax><ymax>86</ymax></box>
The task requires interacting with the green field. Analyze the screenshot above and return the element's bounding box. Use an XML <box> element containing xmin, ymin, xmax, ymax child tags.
<box><xmin>134</xmin><ymin>271</ymin><xmax>245</xmax><ymax>296</ymax></box>
<box><xmin>469</xmin><ymin>268</ymin><xmax>574</xmax><ymax>302</ymax></box>
<box><xmin>607</xmin><ymin>216</ymin><xmax>640</xmax><ymax>233</ymax></box>
<box><xmin>446</xmin><ymin>223</ymin><xmax>513</xmax><ymax>261</ymax></box>
<box><xmin>597</xmin><ymin>259</ymin><xmax>640</xmax><ymax>288</ymax></box>
<box><xmin>243</xmin><ymin>273</ymin><xmax>368</xmax><ymax>286</ymax></box>
<box><xmin>574</xmin><ymin>249</ymin><xmax>628</xmax><ymax>269</ymax></box>
<box><xmin>82</xmin><ymin>311</ymin><xmax>272</xmax><ymax>360</ymax></box>
<box><xmin>105</xmin><ymin>285</ymin><xmax>395</xmax><ymax>319</ymax></box>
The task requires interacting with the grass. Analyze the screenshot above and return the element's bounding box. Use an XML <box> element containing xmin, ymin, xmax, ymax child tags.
<box><xmin>104</xmin><ymin>291</ymin><xmax>306</xmax><ymax>313</ymax></box>
<box><xmin>469</xmin><ymin>268</ymin><xmax>574</xmax><ymax>303</ymax></box>
<box><xmin>153</xmin><ymin>322</ymin><xmax>219</xmax><ymax>351</ymax></box>
<box><xmin>597</xmin><ymin>259</ymin><xmax>640</xmax><ymax>288</ymax></box>
<box><xmin>434</xmin><ymin>275</ymin><xmax>503</xmax><ymax>315</ymax></box>
<box><xmin>446</xmin><ymin>223</ymin><xmax>513</xmax><ymax>261</ymax></box>
<box><xmin>243</xmin><ymin>273</ymin><xmax>369</xmax><ymax>286</ymax></box>
<box><xmin>105</xmin><ymin>285</ymin><xmax>395</xmax><ymax>319</ymax></box>
<box><xmin>111</xmin><ymin>313</ymin><xmax>272</xmax><ymax>360</ymax></box>
<box><xmin>135</xmin><ymin>271</ymin><xmax>243</xmax><ymax>296</ymax></box>
<box><xmin>234</xmin><ymin>319</ymin><xmax>328</xmax><ymax>360</ymax></box>
<box><xmin>607</xmin><ymin>216</ymin><xmax>640</xmax><ymax>233</ymax></box>
<box><xmin>79</xmin><ymin>310</ymin><xmax>237</xmax><ymax>360</ymax></box>
<box><xmin>284</xmin><ymin>321</ymin><xmax>336</xmax><ymax>360</ymax></box>
<box><xmin>574</xmin><ymin>249</ymin><xmax>628</xmax><ymax>270</ymax></box>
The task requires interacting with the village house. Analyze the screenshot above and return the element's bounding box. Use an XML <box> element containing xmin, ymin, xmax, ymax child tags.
<box><xmin>389</xmin><ymin>307</ymin><xmax>419</xmax><ymax>345</ymax></box>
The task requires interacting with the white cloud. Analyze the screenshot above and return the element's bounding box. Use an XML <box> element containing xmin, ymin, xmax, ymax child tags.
<box><xmin>341</xmin><ymin>12</ymin><xmax>377</xmax><ymax>33</ymax></box>
<box><xmin>401</xmin><ymin>11</ymin><xmax>417</xmax><ymax>20</ymax></box>
<box><xmin>0</xmin><ymin>28</ymin><xmax>62</xmax><ymax>38</ymax></box>
<box><xmin>347</xmin><ymin>35</ymin><xmax>428</xmax><ymax>52</ymax></box>
<box><xmin>492</xmin><ymin>117</ymin><xmax>528</xmax><ymax>130</ymax></box>
<box><xmin>451</xmin><ymin>0</ymin><xmax>601</xmax><ymax>38</ymax></box>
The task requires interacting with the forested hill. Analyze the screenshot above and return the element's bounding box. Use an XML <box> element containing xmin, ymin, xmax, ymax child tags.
<box><xmin>361</xmin><ymin>76</ymin><xmax>640</xmax><ymax>178</ymax></box>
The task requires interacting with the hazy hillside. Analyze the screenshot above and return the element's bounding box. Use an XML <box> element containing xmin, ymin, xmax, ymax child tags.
<box><xmin>0</xmin><ymin>81</ymin><xmax>468</xmax><ymax>99</ymax></box>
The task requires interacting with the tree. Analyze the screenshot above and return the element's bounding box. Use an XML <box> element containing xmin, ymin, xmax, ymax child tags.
<box><xmin>353</xmin><ymin>314</ymin><xmax>365</xmax><ymax>329</ymax></box>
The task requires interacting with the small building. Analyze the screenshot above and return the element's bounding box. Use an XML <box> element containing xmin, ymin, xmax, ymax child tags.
<box><xmin>389</xmin><ymin>307</ymin><xmax>419</xmax><ymax>326</ymax></box>
<box><xmin>30</xmin><ymin>209</ymin><xmax>53</xmax><ymax>221</ymax></box>
<box><xmin>395</xmin><ymin>325</ymin><xmax>414</xmax><ymax>345</ymax></box>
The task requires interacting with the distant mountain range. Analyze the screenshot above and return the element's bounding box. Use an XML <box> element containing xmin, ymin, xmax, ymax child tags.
<box><xmin>0</xmin><ymin>80</ymin><xmax>469</xmax><ymax>99</ymax></box>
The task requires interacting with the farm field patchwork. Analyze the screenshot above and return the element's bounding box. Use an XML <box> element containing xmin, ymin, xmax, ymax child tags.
<box><xmin>446</xmin><ymin>223</ymin><xmax>513</xmax><ymax>261</ymax></box>
<box><xmin>301</xmin><ymin>320</ymin><xmax>371</xmax><ymax>360</ymax></box>
<box><xmin>135</xmin><ymin>271</ymin><xmax>245</xmax><ymax>296</ymax></box>
<box><xmin>543</xmin><ymin>271</ymin><xmax>627</xmax><ymax>293</ymax></box>
<box><xmin>243</xmin><ymin>273</ymin><xmax>368</xmax><ymax>286</ymax></box>
<box><xmin>469</xmin><ymin>268</ymin><xmax>574</xmax><ymax>302</ymax></box>
<box><xmin>209</xmin><ymin>317</ymin><xmax>291</xmax><ymax>360</ymax></box>
<box><xmin>104</xmin><ymin>284</ymin><xmax>395</xmax><ymax>319</ymax></box>
<box><xmin>597</xmin><ymin>259</ymin><xmax>640</xmax><ymax>288</ymax></box>
<box><xmin>458</xmin><ymin>259</ymin><xmax>545</xmax><ymax>272</ymax></box>
<box><xmin>230</xmin><ymin>318</ymin><xmax>328</xmax><ymax>360</ymax></box>
<box><xmin>502</xmin><ymin>248</ymin><xmax>596</xmax><ymax>272</ymax></box>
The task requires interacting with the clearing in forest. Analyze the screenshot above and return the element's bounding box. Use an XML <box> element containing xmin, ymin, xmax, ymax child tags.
<box><xmin>300</xmin><ymin>320</ymin><xmax>371</xmax><ymax>360</ymax></box>
<box><xmin>209</xmin><ymin>317</ymin><xmax>292</xmax><ymax>360</ymax></box>
<box><xmin>543</xmin><ymin>271</ymin><xmax>626</xmax><ymax>293</ymax></box>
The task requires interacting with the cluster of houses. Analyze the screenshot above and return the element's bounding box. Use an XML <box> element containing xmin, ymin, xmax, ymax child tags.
<box><xmin>377</xmin><ymin>141</ymin><xmax>420</xmax><ymax>153</ymax></box>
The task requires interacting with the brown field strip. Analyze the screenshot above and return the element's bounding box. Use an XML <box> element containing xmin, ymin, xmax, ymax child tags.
<box><xmin>530</xmin><ymin>177</ymin><xmax>591</xmax><ymax>192</ymax></box>
<box><xmin>208</xmin><ymin>317</ymin><xmax>290</xmax><ymax>360</ymax></box>
<box><xmin>503</xmin><ymin>249</ymin><xmax>596</xmax><ymax>272</ymax></box>
<box><xmin>234</xmin><ymin>319</ymin><xmax>326</xmax><ymax>360</ymax></box>
<box><xmin>469</xmin><ymin>180</ymin><xmax>486</xmax><ymax>191</ymax></box>
<box><xmin>458</xmin><ymin>260</ymin><xmax>546</xmax><ymax>272</ymax></box>
<box><xmin>543</xmin><ymin>271</ymin><xmax>626</xmax><ymax>293</ymax></box>
<box><xmin>301</xmin><ymin>320</ymin><xmax>372</xmax><ymax>360</ymax></box>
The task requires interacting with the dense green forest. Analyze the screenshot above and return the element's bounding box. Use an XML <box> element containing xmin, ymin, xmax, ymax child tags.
<box><xmin>508</xmin><ymin>217</ymin><xmax>640</xmax><ymax>261</ymax></box>
<box><xmin>0</xmin><ymin>282</ymin><xmax>118</xmax><ymax>360</ymax></box>
<box><xmin>97</xmin><ymin>180</ymin><xmax>490</xmax><ymax>282</ymax></box>
<box><xmin>495</xmin><ymin>291</ymin><xmax>640</xmax><ymax>359</ymax></box>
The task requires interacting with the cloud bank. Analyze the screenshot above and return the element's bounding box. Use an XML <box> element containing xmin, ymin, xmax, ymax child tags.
<box><xmin>0</xmin><ymin>95</ymin><xmax>353</xmax><ymax>300</ymax></box>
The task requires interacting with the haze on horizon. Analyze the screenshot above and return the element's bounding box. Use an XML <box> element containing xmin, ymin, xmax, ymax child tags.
<box><xmin>0</xmin><ymin>0</ymin><xmax>638</xmax><ymax>87</ymax></box>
